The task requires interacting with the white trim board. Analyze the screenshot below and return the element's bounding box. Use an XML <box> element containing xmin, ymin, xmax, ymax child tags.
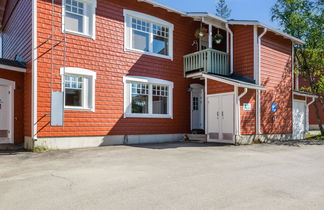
<box><xmin>0</xmin><ymin>64</ymin><xmax>26</xmax><ymax>73</ymax></box>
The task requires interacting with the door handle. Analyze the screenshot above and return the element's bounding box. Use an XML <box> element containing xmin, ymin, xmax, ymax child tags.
<box><xmin>217</xmin><ymin>111</ymin><xmax>219</xmax><ymax>119</ymax></box>
<box><xmin>222</xmin><ymin>111</ymin><xmax>224</xmax><ymax>119</ymax></box>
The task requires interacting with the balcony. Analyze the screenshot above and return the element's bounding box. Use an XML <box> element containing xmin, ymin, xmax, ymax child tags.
<box><xmin>184</xmin><ymin>48</ymin><xmax>229</xmax><ymax>76</ymax></box>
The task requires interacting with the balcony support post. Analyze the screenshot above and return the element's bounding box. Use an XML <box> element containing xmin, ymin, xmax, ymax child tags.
<box><xmin>208</xmin><ymin>24</ymin><xmax>213</xmax><ymax>49</ymax></box>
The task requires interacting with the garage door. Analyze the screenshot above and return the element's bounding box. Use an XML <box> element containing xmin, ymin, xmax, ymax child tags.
<box><xmin>293</xmin><ymin>100</ymin><xmax>306</xmax><ymax>140</ymax></box>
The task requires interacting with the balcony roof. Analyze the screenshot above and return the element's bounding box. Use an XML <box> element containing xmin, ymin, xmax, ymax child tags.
<box><xmin>293</xmin><ymin>90</ymin><xmax>318</xmax><ymax>98</ymax></box>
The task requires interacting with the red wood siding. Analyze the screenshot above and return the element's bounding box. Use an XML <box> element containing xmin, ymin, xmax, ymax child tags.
<box><xmin>0</xmin><ymin>69</ymin><xmax>25</xmax><ymax>143</ymax></box>
<box><xmin>231</xmin><ymin>25</ymin><xmax>254</xmax><ymax>79</ymax></box>
<box><xmin>207</xmin><ymin>79</ymin><xmax>234</xmax><ymax>95</ymax></box>
<box><xmin>239</xmin><ymin>88</ymin><xmax>256</xmax><ymax>135</ymax></box>
<box><xmin>36</xmin><ymin>0</ymin><xmax>198</xmax><ymax>137</ymax></box>
<box><xmin>260</xmin><ymin>31</ymin><xmax>293</xmax><ymax>134</ymax></box>
<box><xmin>1</xmin><ymin>0</ymin><xmax>33</xmax><ymax>138</ymax></box>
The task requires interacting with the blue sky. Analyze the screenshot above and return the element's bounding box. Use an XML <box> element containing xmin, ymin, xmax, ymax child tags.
<box><xmin>154</xmin><ymin>0</ymin><xmax>280</xmax><ymax>28</ymax></box>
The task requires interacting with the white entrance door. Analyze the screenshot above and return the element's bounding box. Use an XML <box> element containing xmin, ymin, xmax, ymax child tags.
<box><xmin>293</xmin><ymin>100</ymin><xmax>306</xmax><ymax>140</ymax></box>
<box><xmin>191</xmin><ymin>84</ymin><xmax>204</xmax><ymax>130</ymax></box>
<box><xmin>207</xmin><ymin>93</ymin><xmax>234</xmax><ymax>143</ymax></box>
<box><xmin>0</xmin><ymin>85</ymin><xmax>12</xmax><ymax>144</ymax></box>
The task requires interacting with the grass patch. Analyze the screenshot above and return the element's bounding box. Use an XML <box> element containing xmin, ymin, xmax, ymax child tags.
<box><xmin>32</xmin><ymin>146</ymin><xmax>49</xmax><ymax>153</ymax></box>
<box><xmin>306</xmin><ymin>134</ymin><xmax>324</xmax><ymax>140</ymax></box>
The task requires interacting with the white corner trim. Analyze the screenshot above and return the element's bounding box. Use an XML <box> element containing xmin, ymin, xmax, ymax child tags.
<box><xmin>123</xmin><ymin>76</ymin><xmax>174</xmax><ymax>88</ymax></box>
<box><xmin>123</xmin><ymin>9</ymin><xmax>174</xmax><ymax>30</ymax></box>
<box><xmin>0</xmin><ymin>64</ymin><xmax>26</xmax><ymax>73</ymax></box>
<box><xmin>32</xmin><ymin>0</ymin><xmax>38</xmax><ymax>140</ymax></box>
<box><xmin>60</xmin><ymin>67</ymin><xmax>97</xmax><ymax>79</ymax></box>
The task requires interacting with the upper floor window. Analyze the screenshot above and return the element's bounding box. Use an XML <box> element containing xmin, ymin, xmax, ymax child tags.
<box><xmin>63</xmin><ymin>0</ymin><xmax>97</xmax><ymax>39</ymax></box>
<box><xmin>123</xmin><ymin>10</ymin><xmax>174</xmax><ymax>60</ymax></box>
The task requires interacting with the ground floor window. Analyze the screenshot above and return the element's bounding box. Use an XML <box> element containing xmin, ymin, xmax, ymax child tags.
<box><xmin>124</xmin><ymin>76</ymin><xmax>173</xmax><ymax>118</ymax></box>
<box><xmin>60</xmin><ymin>67</ymin><xmax>96</xmax><ymax>111</ymax></box>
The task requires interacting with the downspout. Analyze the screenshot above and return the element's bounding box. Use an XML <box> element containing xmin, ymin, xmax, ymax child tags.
<box><xmin>256</xmin><ymin>28</ymin><xmax>267</xmax><ymax>135</ymax></box>
<box><xmin>238</xmin><ymin>88</ymin><xmax>248</xmax><ymax>135</ymax></box>
<box><xmin>225</xmin><ymin>24</ymin><xmax>233</xmax><ymax>74</ymax></box>
<box><xmin>32</xmin><ymin>0</ymin><xmax>38</xmax><ymax>141</ymax></box>
<box><xmin>236</xmin><ymin>87</ymin><xmax>248</xmax><ymax>138</ymax></box>
<box><xmin>306</xmin><ymin>97</ymin><xmax>316</xmax><ymax>132</ymax></box>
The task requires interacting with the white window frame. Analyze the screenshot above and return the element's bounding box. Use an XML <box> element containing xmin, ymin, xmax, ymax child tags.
<box><xmin>123</xmin><ymin>76</ymin><xmax>174</xmax><ymax>118</ymax></box>
<box><xmin>123</xmin><ymin>9</ymin><xmax>174</xmax><ymax>60</ymax></box>
<box><xmin>60</xmin><ymin>67</ymin><xmax>96</xmax><ymax>111</ymax></box>
<box><xmin>62</xmin><ymin>0</ymin><xmax>97</xmax><ymax>39</ymax></box>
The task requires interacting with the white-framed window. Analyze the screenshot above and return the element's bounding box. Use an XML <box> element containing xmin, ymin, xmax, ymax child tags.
<box><xmin>62</xmin><ymin>0</ymin><xmax>97</xmax><ymax>39</ymax></box>
<box><xmin>60</xmin><ymin>67</ymin><xmax>96</xmax><ymax>111</ymax></box>
<box><xmin>123</xmin><ymin>10</ymin><xmax>174</xmax><ymax>60</ymax></box>
<box><xmin>123</xmin><ymin>76</ymin><xmax>174</xmax><ymax>118</ymax></box>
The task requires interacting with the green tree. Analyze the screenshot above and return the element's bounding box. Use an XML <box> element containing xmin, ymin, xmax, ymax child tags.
<box><xmin>271</xmin><ymin>0</ymin><xmax>324</xmax><ymax>135</ymax></box>
<box><xmin>215</xmin><ymin>0</ymin><xmax>231</xmax><ymax>19</ymax></box>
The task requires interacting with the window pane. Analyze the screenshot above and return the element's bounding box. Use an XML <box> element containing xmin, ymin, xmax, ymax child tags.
<box><xmin>65</xmin><ymin>89</ymin><xmax>82</xmax><ymax>107</ymax></box>
<box><xmin>65</xmin><ymin>12</ymin><xmax>83</xmax><ymax>33</ymax></box>
<box><xmin>132</xmin><ymin>95</ymin><xmax>149</xmax><ymax>114</ymax></box>
<box><xmin>131</xmin><ymin>83</ymin><xmax>149</xmax><ymax>114</ymax></box>
<box><xmin>153</xmin><ymin>36</ymin><xmax>168</xmax><ymax>55</ymax></box>
<box><xmin>153</xmin><ymin>96</ymin><xmax>168</xmax><ymax>114</ymax></box>
<box><xmin>132</xmin><ymin>30</ymin><xmax>149</xmax><ymax>52</ymax></box>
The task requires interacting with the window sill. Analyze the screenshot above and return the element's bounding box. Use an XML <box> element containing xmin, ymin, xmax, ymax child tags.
<box><xmin>125</xmin><ymin>48</ymin><xmax>173</xmax><ymax>60</ymax></box>
<box><xmin>124</xmin><ymin>113</ymin><xmax>172</xmax><ymax>119</ymax></box>
<box><xmin>63</xmin><ymin>29</ymin><xmax>95</xmax><ymax>40</ymax></box>
<box><xmin>65</xmin><ymin>106</ymin><xmax>95</xmax><ymax>112</ymax></box>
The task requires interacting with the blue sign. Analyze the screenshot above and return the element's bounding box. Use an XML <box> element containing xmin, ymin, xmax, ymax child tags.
<box><xmin>271</xmin><ymin>103</ymin><xmax>277</xmax><ymax>113</ymax></box>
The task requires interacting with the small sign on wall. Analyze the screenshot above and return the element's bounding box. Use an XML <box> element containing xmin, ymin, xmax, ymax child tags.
<box><xmin>243</xmin><ymin>103</ymin><xmax>252</xmax><ymax>111</ymax></box>
<box><xmin>271</xmin><ymin>103</ymin><xmax>277</xmax><ymax>113</ymax></box>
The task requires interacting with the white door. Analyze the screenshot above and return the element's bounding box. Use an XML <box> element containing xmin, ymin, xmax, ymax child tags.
<box><xmin>191</xmin><ymin>85</ymin><xmax>204</xmax><ymax>130</ymax></box>
<box><xmin>207</xmin><ymin>93</ymin><xmax>234</xmax><ymax>143</ymax></box>
<box><xmin>0</xmin><ymin>86</ymin><xmax>12</xmax><ymax>144</ymax></box>
<box><xmin>293</xmin><ymin>100</ymin><xmax>306</xmax><ymax>140</ymax></box>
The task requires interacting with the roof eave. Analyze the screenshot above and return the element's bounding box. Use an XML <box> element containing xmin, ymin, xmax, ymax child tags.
<box><xmin>137</xmin><ymin>0</ymin><xmax>187</xmax><ymax>17</ymax></box>
<box><xmin>228</xmin><ymin>20</ymin><xmax>305</xmax><ymax>45</ymax></box>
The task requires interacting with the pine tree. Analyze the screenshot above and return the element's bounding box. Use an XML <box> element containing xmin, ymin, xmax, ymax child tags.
<box><xmin>215</xmin><ymin>0</ymin><xmax>231</xmax><ymax>19</ymax></box>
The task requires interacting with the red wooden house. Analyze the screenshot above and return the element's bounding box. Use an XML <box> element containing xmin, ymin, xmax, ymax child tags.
<box><xmin>0</xmin><ymin>0</ymin><xmax>316</xmax><ymax>149</ymax></box>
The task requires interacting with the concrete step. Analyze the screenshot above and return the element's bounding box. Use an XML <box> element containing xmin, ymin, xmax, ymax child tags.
<box><xmin>0</xmin><ymin>144</ymin><xmax>24</xmax><ymax>151</ymax></box>
<box><xmin>186</xmin><ymin>134</ymin><xmax>207</xmax><ymax>142</ymax></box>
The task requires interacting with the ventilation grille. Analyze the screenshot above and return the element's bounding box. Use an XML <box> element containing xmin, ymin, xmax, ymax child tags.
<box><xmin>209</xmin><ymin>133</ymin><xmax>219</xmax><ymax>140</ymax></box>
<box><xmin>0</xmin><ymin>130</ymin><xmax>8</xmax><ymax>138</ymax></box>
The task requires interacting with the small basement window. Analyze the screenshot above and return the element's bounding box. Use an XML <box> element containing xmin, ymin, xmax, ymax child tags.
<box><xmin>124</xmin><ymin>76</ymin><xmax>173</xmax><ymax>118</ymax></box>
<box><xmin>63</xmin><ymin>0</ymin><xmax>97</xmax><ymax>39</ymax></box>
<box><xmin>123</xmin><ymin>10</ymin><xmax>174</xmax><ymax>60</ymax></box>
<box><xmin>60</xmin><ymin>67</ymin><xmax>96</xmax><ymax>111</ymax></box>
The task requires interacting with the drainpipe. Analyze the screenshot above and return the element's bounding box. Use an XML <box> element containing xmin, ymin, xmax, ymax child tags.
<box><xmin>225</xmin><ymin>24</ymin><xmax>233</xmax><ymax>74</ymax></box>
<box><xmin>306</xmin><ymin>97</ymin><xmax>316</xmax><ymax>132</ymax></box>
<box><xmin>236</xmin><ymin>87</ymin><xmax>248</xmax><ymax>136</ymax></box>
<box><xmin>32</xmin><ymin>0</ymin><xmax>38</xmax><ymax>142</ymax></box>
<box><xmin>256</xmin><ymin>28</ymin><xmax>267</xmax><ymax>135</ymax></box>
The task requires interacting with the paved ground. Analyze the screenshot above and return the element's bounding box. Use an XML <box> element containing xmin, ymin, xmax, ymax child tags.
<box><xmin>1</xmin><ymin>142</ymin><xmax>324</xmax><ymax>210</ymax></box>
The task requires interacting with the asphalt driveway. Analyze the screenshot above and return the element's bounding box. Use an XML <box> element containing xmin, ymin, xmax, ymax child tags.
<box><xmin>1</xmin><ymin>142</ymin><xmax>324</xmax><ymax>210</ymax></box>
